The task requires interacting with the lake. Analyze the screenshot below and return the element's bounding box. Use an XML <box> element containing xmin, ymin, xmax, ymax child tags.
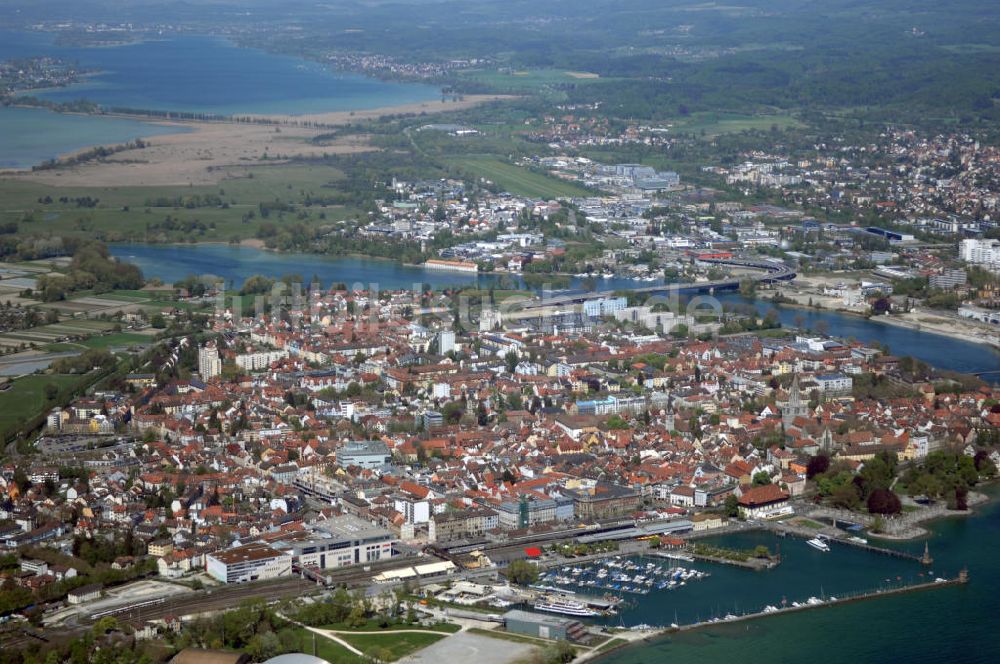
<box><xmin>0</xmin><ymin>29</ymin><xmax>440</xmax><ymax>167</ymax></box>
<box><xmin>600</xmin><ymin>486</ymin><xmax>1000</xmax><ymax>664</ymax></box>
<box><xmin>0</xmin><ymin>30</ymin><xmax>440</xmax><ymax>116</ymax></box>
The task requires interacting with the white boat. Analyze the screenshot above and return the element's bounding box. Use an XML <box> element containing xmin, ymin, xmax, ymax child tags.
<box><xmin>532</xmin><ymin>599</ymin><xmax>601</xmax><ymax>618</ymax></box>
<box><xmin>806</xmin><ymin>538</ymin><xmax>830</xmax><ymax>552</ymax></box>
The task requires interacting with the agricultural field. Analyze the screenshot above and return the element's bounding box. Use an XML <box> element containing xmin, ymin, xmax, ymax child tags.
<box><xmin>0</xmin><ymin>374</ymin><xmax>86</xmax><ymax>442</ymax></box>
<box><xmin>0</xmin><ymin>163</ymin><xmax>354</xmax><ymax>244</ymax></box>
<box><xmin>670</xmin><ymin>112</ymin><xmax>804</xmax><ymax>137</ymax></box>
<box><xmin>458</xmin><ymin>68</ymin><xmax>608</xmax><ymax>94</ymax></box>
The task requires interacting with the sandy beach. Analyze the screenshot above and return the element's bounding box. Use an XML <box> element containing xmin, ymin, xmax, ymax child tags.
<box><xmin>0</xmin><ymin>95</ymin><xmax>513</xmax><ymax>187</ymax></box>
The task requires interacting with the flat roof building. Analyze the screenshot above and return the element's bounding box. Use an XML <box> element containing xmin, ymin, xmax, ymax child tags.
<box><xmin>335</xmin><ymin>440</ymin><xmax>391</xmax><ymax>470</ymax></box>
<box><xmin>206</xmin><ymin>542</ymin><xmax>292</xmax><ymax>584</ymax></box>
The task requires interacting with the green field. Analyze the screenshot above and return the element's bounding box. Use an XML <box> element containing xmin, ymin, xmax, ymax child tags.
<box><xmin>459</xmin><ymin>68</ymin><xmax>609</xmax><ymax>94</ymax></box>
<box><xmin>78</xmin><ymin>332</ymin><xmax>154</xmax><ymax>349</ymax></box>
<box><xmin>448</xmin><ymin>156</ymin><xmax>592</xmax><ymax>199</ymax></box>
<box><xmin>337</xmin><ymin>631</ymin><xmax>448</xmax><ymax>661</ymax></box>
<box><xmin>0</xmin><ymin>374</ymin><xmax>86</xmax><ymax>441</ymax></box>
<box><xmin>672</xmin><ymin>112</ymin><xmax>804</xmax><ymax>137</ymax></box>
<box><xmin>0</xmin><ymin>164</ymin><xmax>353</xmax><ymax>243</ymax></box>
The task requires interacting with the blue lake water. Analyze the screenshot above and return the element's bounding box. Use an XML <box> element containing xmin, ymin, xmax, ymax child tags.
<box><xmin>0</xmin><ymin>30</ymin><xmax>440</xmax><ymax>115</ymax></box>
<box><xmin>0</xmin><ymin>30</ymin><xmax>440</xmax><ymax>167</ymax></box>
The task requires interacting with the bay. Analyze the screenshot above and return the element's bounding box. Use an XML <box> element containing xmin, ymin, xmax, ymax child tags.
<box><xmin>0</xmin><ymin>106</ymin><xmax>185</xmax><ymax>169</ymax></box>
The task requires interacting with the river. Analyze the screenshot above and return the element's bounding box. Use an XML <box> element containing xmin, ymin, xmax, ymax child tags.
<box><xmin>598</xmin><ymin>486</ymin><xmax>1000</xmax><ymax>663</ymax></box>
<box><xmin>107</xmin><ymin>243</ymin><xmax>656</xmax><ymax>292</ymax></box>
<box><xmin>718</xmin><ymin>294</ymin><xmax>1000</xmax><ymax>377</ymax></box>
<box><xmin>109</xmin><ymin>243</ymin><xmax>1000</xmax><ymax>376</ymax></box>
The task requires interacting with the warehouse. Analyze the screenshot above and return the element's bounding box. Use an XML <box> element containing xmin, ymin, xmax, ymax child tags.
<box><xmin>502</xmin><ymin>609</ymin><xmax>586</xmax><ymax>641</ymax></box>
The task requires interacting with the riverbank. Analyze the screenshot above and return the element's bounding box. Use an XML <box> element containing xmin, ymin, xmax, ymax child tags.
<box><xmin>770</xmin><ymin>279</ymin><xmax>1000</xmax><ymax>350</ymax></box>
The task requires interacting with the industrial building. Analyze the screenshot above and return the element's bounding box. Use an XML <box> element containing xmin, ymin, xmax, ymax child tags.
<box><xmin>502</xmin><ymin>609</ymin><xmax>587</xmax><ymax>641</ymax></box>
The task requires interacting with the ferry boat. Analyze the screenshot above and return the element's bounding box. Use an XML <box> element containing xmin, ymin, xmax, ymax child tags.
<box><xmin>532</xmin><ymin>599</ymin><xmax>602</xmax><ymax>618</ymax></box>
<box><xmin>806</xmin><ymin>537</ymin><xmax>831</xmax><ymax>552</ymax></box>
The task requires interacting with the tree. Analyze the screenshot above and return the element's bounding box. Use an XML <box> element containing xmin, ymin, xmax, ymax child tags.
<box><xmin>504</xmin><ymin>350</ymin><xmax>519</xmax><ymax>373</ymax></box>
<box><xmin>830</xmin><ymin>483</ymin><xmax>862</xmax><ymax>510</ymax></box>
<box><xmin>723</xmin><ymin>494</ymin><xmax>740</xmax><ymax>518</ymax></box>
<box><xmin>507</xmin><ymin>560</ymin><xmax>539</xmax><ymax>585</ymax></box>
<box><xmin>806</xmin><ymin>454</ymin><xmax>830</xmax><ymax>479</ymax></box>
<box><xmin>867</xmin><ymin>488</ymin><xmax>902</xmax><ymax>515</ymax></box>
<box><xmin>92</xmin><ymin>616</ymin><xmax>118</xmax><ymax>636</ymax></box>
<box><xmin>43</xmin><ymin>382</ymin><xmax>59</xmax><ymax>401</ymax></box>
<box><xmin>752</xmin><ymin>471</ymin><xmax>772</xmax><ymax>487</ymax></box>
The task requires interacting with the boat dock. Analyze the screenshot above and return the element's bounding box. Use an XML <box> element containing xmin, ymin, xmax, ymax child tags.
<box><xmin>681</xmin><ymin>550</ymin><xmax>779</xmax><ymax>571</ymax></box>
<box><xmin>766</xmin><ymin>522</ymin><xmax>928</xmax><ymax>563</ymax></box>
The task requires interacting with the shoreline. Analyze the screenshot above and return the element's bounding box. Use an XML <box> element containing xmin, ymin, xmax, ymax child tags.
<box><xmin>0</xmin><ymin>95</ymin><xmax>513</xmax><ymax>184</ymax></box>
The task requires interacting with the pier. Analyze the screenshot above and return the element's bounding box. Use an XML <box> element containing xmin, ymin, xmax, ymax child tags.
<box><xmin>764</xmin><ymin>521</ymin><xmax>928</xmax><ymax>563</ymax></box>
<box><xmin>673</xmin><ymin>570</ymin><xmax>968</xmax><ymax>634</ymax></box>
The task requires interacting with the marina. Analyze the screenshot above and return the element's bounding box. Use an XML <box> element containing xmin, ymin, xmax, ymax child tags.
<box><xmin>534</xmin><ymin>556</ymin><xmax>710</xmax><ymax>598</ymax></box>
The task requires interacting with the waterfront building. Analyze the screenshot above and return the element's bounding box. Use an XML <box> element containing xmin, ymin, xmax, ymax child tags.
<box><xmin>503</xmin><ymin>609</ymin><xmax>586</xmax><ymax>641</ymax></box>
<box><xmin>737</xmin><ymin>484</ymin><xmax>792</xmax><ymax>519</ymax></box>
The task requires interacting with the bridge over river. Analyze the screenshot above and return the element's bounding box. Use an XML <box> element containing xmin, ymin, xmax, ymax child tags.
<box><xmin>520</xmin><ymin>257</ymin><xmax>796</xmax><ymax>310</ymax></box>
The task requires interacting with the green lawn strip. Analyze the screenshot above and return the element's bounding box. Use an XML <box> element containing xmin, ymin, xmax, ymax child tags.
<box><xmin>78</xmin><ymin>332</ymin><xmax>154</xmax><ymax>349</ymax></box>
<box><xmin>595</xmin><ymin>637</ymin><xmax>628</xmax><ymax>653</ymax></box>
<box><xmin>290</xmin><ymin>627</ymin><xmax>366</xmax><ymax>664</ymax></box>
<box><xmin>40</xmin><ymin>343</ymin><xmax>87</xmax><ymax>352</ymax></box>
<box><xmin>335</xmin><ymin>630</ymin><xmax>447</xmax><ymax>661</ymax></box>
<box><xmin>447</xmin><ymin>156</ymin><xmax>592</xmax><ymax>199</ymax></box>
<box><xmin>321</xmin><ymin>619</ymin><xmax>459</xmax><ymax>634</ymax></box>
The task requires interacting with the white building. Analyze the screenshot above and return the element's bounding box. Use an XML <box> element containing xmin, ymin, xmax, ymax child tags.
<box><xmin>235</xmin><ymin>349</ymin><xmax>288</xmax><ymax>371</ymax></box>
<box><xmin>198</xmin><ymin>342</ymin><xmax>222</xmax><ymax>379</ymax></box>
<box><xmin>438</xmin><ymin>330</ymin><xmax>456</xmax><ymax>355</ymax></box>
<box><xmin>959</xmin><ymin>238</ymin><xmax>1000</xmax><ymax>269</ymax></box>
<box><xmin>206</xmin><ymin>542</ymin><xmax>292</xmax><ymax>584</ymax></box>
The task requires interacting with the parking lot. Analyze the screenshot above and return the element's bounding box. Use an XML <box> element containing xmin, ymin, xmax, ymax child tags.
<box><xmin>399</xmin><ymin>631</ymin><xmax>539</xmax><ymax>664</ymax></box>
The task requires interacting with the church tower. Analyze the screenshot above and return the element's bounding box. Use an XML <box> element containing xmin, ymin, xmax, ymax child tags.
<box><xmin>782</xmin><ymin>373</ymin><xmax>808</xmax><ymax>428</ymax></box>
